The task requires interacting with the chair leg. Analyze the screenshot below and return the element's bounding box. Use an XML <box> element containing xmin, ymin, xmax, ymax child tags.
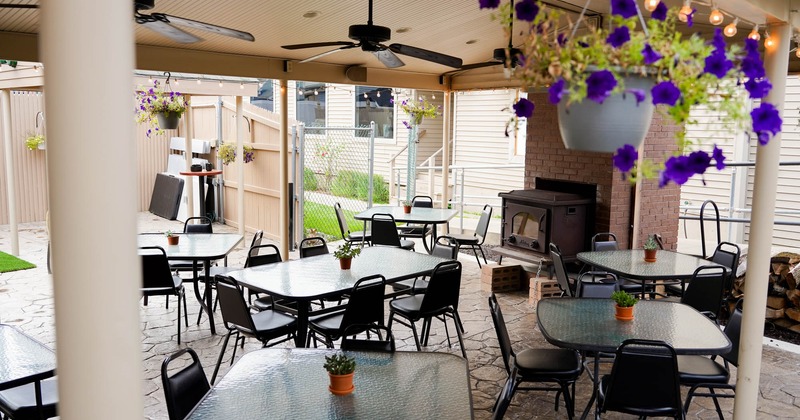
<box><xmin>560</xmin><ymin>381</ymin><xmax>575</xmax><ymax>419</ymax></box>
<box><xmin>453</xmin><ymin>311</ymin><xmax>467</xmax><ymax>358</ymax></box>
<box><xmin>442</xmin><ymin>315</ymin><xmax>453</xmax><ymax>349</ymax></box>
<box><xmin>409</xmin><ymin>319</ymin><xmax>422</xmax><ymax>351</ymax></box>
<box><xmin>478</xmin><ymin>244</ymin><xmax>488</xmax><ymax>264</ymax></box>
<box><xmin>709</xmin><ymin>387</ymin><xmax>724</xmax><ymax>420</ymax></box>
<box><xmin>182</xmin><ymin>290</ymin><xmax>189</xmax><ymax>327</ymax></box>
<box><xmin>472</xmin><ymin>245</ymin><xmax>483</xmax><ymax>268</ymax></box>
<box><xmin>493</xmin><ymin>370</ymin><xmax>520</xmax><ymax>420</ymax></box>
<box><xmin>211</xmin><ymin>329</ymin><xmax>234</xmax><ymax>385</ymax></box>
<box><xmin>176</xmin><ymin>294</ymin><xmax>182</xmax><ymax>345</ymax></box>
<box><xmin>230</xmin><ymin>332</ymin><xmax>241</xmax><ymax>366</ymax></box>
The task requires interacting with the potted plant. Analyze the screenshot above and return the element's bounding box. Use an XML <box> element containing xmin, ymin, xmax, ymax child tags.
<box><xmin>135</xmin><ymin>78</ymin><xmax>188</xmax><ymax>138</ymax></box>
<box><xmin>481</xmin><ymin>0</ymin><xmax>781</xmax><ymax>187</ymax></box>
<box><xmin>24</xmin><ymin>133</ymin><xmax>45</xmax><ymax>151</ymax></box>
<box><xmin>643</xmin><ymin>234</ymin><xmax>659</xmax><ymax>262</ymax></box>
<box><xmin>165</xmin><ymin>230</ymin><xmax>179</xmax><ymax>246</ymax></box>
<box><xmin>333</xmin><ymin>242</ymin><xmax>361</xmax><ymax>270</ymax></box>
<box><xmin>323</xmin><ymin>352</ymin><xmax>356</xmax><ymax>395</ymax></box>
<box><xmin>611</xmin><ymin>290</ymin><xmax>638</xmax><ymax>321</ymax></box>
<box><xmin>218</xmin><ymin>142</ymin><xmax>256</xmax><ymax>166</ymax></box>
<box><xmin>401</xmin><ymin>200</ymin><xmax>412</xmax><ymax>214</ymax></box>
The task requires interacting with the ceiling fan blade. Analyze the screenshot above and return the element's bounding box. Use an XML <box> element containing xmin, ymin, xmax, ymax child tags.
<box><xmin>459</xmin><ymin>61</ymin><xmax>502</xmax><ymax>71</ymax></box>
<box><xmin>299</xmin><ymin>44</ymin><xmax>358</xmax><ymax>64</ymax></box>
<box><xmin>282</xmin><ymin>41</ymin><xmax>356</xmax><ymax>50</ymax></box>
<box><xmin>388</xmin><ymin>44</ymin><xmax>462</xmax><ymax>68</ymax></box>
<box><xmin>152</xmin><ymin>13</ymin><xmax>254</xmax><ymax>42</ymax></box>
<box><xmin>139</xmin><ymin>19</ymin><xmax>202</xmax><ymax>44</ymax></box>
<box><xmin>373</xmin><ymin>49</ymin><xmax>404</xmax><ymax>68</ymax></box>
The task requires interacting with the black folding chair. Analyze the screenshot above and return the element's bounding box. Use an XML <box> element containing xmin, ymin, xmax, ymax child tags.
<box><xmin>161</xmin><ymin>348</ymin><xmax>210</xmax><ymax>420</ymax></box>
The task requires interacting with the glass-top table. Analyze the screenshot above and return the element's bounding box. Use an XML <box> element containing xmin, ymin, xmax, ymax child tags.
<box><xmin>354</xmin><ymin>206</ymin><xmax>458</xmax><ymax>253</ymax></box>
<box><xmin>186</xmin><ymin>348</ymin><xmax>474</xmax><ymax>420</ymax></box>
<box><xmin>0</xmin><ymin>325</ymin><xmax>57</xmax><ymax>419</ymax></box>
<box><xmin>230</xmin><ymin>246</ymin><xmax>448</xmax><ymax>346</ymax></box>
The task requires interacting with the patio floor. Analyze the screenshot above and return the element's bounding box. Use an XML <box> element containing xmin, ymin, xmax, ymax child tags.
<box><xmin>1</xmin><ymin>214</ymin><xmax>799</xmax><ymax>419</ymax></box>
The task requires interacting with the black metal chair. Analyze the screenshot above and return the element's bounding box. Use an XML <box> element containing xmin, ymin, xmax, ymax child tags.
<box><xmin>299</xmin><ymin>236</ymin><xmax>329</xmax><ymax>258</ymax></box>
<box><xmin>679</xmin><ymin>299</ymin><xmax>742</xmax><ymax>419</ymax></box>
<box><xmin>388</xmin><ymin>261</ymin><xmax>466</xmax><ymax>358</ymax></box>
<box><xmin>549</xmin><ymin>243</ymin><xmax>576</xmax><ymax>297</ymax></box>
<box><xmin>0</xmin><ymin>378</ymin><xmax>58</xmax><ymax>420</ymax></box>
<box><xmin>211</xmin><ymin>275</ymin><xmax>297</xmax><ymax>384</ymax></box>
<box><xmin>598</xmin><ymin>339</ymin><xmax>685</xmax><ymax>419</ymax></box>
<box><xmin>340</xmin><ymin>324</ymin><xmax>396</xmax><ymax>352</ymax></box>
<box><xmin>170</xmin><ymin>216</ymin><xmax>215</xmax><ymax>272</ymax></box>
<box><xmin>139</xmin><ymin>246</ymin><xmax>188</xmax><ymax>344</ymax></box>
<box><xmin>575</xmin><ymin>271</ymin><xmax>618</xmax><ymax>298</ymax></box>
<box><xmin>392</xmin><ymin>235</ymin><xmax>459</xmax><ymax>295</ymax></box>
<box><xmin>161</xmin><ymin>348</ymin><xmax>210</xmax><ymax>420</ymax></box>
<box><xmin>448</xmin><ymin>204</ymin><xmax>492</xmax><ymax>267</ymax></box>
<box><xmin>398</xmin><ymin>195</ymin><xmax>435</xmax><ymax>252</ymax></box>
<box><xmin>306</xmin><ymin>275</ymin><xmax>386</xmax><ymax>348</ymax></box>
<box><xmin>666</xmin><ymin>241</ymin><xmax>740</xmax><ymax>300</ymax></box>
<box><xmin>334</xmin><ymin>202</ymin><xmax>371</xmax><ymax>245</ymax></box>
<box><xmin>666</xmin><ymin>265</ymin><xmax>728</xmax><ymax>320</ymax></box>
<box><xmin>243</xmin><ymin>244</ymin><xmax>285</xmax><ymax>312</ymax></box>
<box><xmin>489</xmin><ymin>294</ymin><xmax>581</xmax><ymax>420</ymax></box>
<box><xmin>590</xmin><ymin>232</ymin><xmax>652</xmax><ymax>295</ymax></box>
<box><xmin>371</xmin><ymin>213</ymin><xmax>415</xmax><ymax>251</ymax></box>
<box><xmin>206</xmin><ymin>230</ymin><xmax>264</xmax><ymax>279</ymax></box>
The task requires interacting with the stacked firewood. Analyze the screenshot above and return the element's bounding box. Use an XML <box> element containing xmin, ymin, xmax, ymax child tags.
<box><xmin>733</xmin><ymin>252</ymin><xmax>800</xmax><ymax>332</ymax></box>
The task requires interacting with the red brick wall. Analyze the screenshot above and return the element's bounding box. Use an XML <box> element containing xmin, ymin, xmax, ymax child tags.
<box><xmin>524</xmin><ymin>93</ymin><xmax>679</xmax><ymax>251</ymax></box>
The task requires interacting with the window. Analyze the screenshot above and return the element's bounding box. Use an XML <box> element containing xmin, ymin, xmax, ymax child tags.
<box><xmin>296</xmin><ymin>82</ymin><xmax>327</xmax><ymax>126</ymax></box>
<box><xmin>251</xmin><ymin>80</ymin><xmax>274</xmax><ymax>112</ymax></box>
<box><xmin>355</xmin><ymin>86</ymin><xmax>394</xmax><ymax>139</ymax></box>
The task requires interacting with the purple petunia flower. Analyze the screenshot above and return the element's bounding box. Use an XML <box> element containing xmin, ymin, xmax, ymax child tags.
<box><xmin>612</xmin><ymin>144</ymin><xmax>638</xmax><ymax>173</ymax></box>
<box><xmin>651</xmin><ymin>81</ymin><xmax>681</xmax><ymax>106</ymax></box>
<box><xmin>712</xmin><ymin>145</ymin><xmax>726</xmax><ymax>170</ymax></box>
<box><xmin>516</xmin><ymin>54</ymin><xmax>526</xmax><ymax>67</ymax></box>
<box><xmin>610</xmin><ymin>0</ymin><xmax>637</xmax><ymax>19</ymax></box>
<box><xmin>704</xmin><ymin>52</ymin><xmax>733</xmax><ymax>78</ymax></box>
<box><xmin>711</xmin><ymin>28</ymin><xmax>726</xmax><ymax>51</ymax></box>
<box><xmin>651</xmin><ymin>1</ymin><xmax>667</xmax><ymax>21</ymax></box>
<box><xmin>586</xmin><ymin>70</ymin><xmax>618</xmax><ymax>103</ymax></box>
<box><xmin>513</xmin><ymin>98</ymin><xmax>535</xmax><ymax>118</ymax></box>
<box><xmin>626</xmin><ymin>89</ymin><xmax>646</xmax><ymax>106</ymax></box>
<box><xmin>642</xmin><ymin>44</ymin><xmax>662</xmax><ymax>65</ymax></box>
<box><xmin>578</xmin><ymin>41</ymin><xmax>590</xmax><ymax>48</ymax></box>
<box><xmin>663</xmin><ymin>155</ymin><xmax>693</xmax><ymax>185</ymax></box>
<box><xmin>658</xmin><ymin>170</ymin><xmax>671</xmax><ymax>188</ymax></box>
<box><xmin>685</xmin><ymin>8</ymin><xmax>697</xmax><ymax>27</ymax></box>
<box><xmin>751</xmin><ymin>102</ymin><xmax>782</xmax><ymax>145</ymax></box>
<box><xmin>557</xmin><ymin>33</ymin><xmax>568</xmax><ymax>46</ymax></box>
<box><xmin>757</xmin><ymin>131</ymin><xmax>771</xmax><ymax>145</ymax></box>
<box><xmin>687</xmin><ymin>150</ymin><xmax>712</xmax><ymax>175</ymax></box>
<box><xmin>515</xmin><ymin>0</ymin><xmax>539</xmax><ymax>22</ymax></box>
<box><xmin>478</xmin><ymin>0</ymin><xmax>500</xmax><ymax>9</ymax></box>
<box><xmin>548</xmin><ymin>79</ymin><xmax>566</xmax><ymax>104</ymax></box>
<box><xmin>606</xmin><ymin>26</ymin><xmax>630</xmax><ymax>48</ymax></box>
<box><xmin>402</xmin><ymin>121</ymin><xmax>411</xmax><ymax>129</ymax></box>
<box><xmin>744</xmin><ymin>78</ymin><xmax>772</xmax><ymax>99</ymax></box>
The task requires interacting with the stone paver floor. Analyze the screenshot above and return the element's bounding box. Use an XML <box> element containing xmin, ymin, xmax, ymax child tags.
<box><xmin>1</xmin><ymin>214</ymin><xmax>799</xmax><ymax>419</ymax></box>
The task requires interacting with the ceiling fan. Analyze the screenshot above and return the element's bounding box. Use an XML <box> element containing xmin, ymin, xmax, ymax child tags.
<box><xmin>281</xmin><ymin>0</ymin><xmax>462</xmax><ymax>69</ymax></box>
<box><xmin>460</xmin><ymin>0</ymin><xmax>522</xmax><ymax>72</ymax></box>
<box><xmin>0</xmin><ymin>0</ymin><xmax>255</xmax><ymax>44</ymax></box>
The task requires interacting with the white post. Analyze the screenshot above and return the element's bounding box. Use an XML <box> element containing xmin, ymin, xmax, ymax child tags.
<box><xmin>1</xmin><ymin>89</ymin><xmax>18</xmax><ymax>256</ymax></box>
<box><xmin>183</xmin><ymin>95</ymin><xmax>195</xmax><ymax>217</ymax></box>
<box><xmin>41</xmin><ymin>0</ymin><xmax>142</xmax><ymax>418</ymax></box>
<box><xmin>236</xmin><ymin>97</ymin><xmax>245</xmax><ymax>238</ymax></box>
<box><xmin>442</xmin><ymin>91</ymin><xmax>451</xmax><ymax>210</ymax></box>
<box><xmin>279</xmin><ymin>80</ymin><xmax>289</xmax><ymax>256</ymax></box>
<box><xmin>733</xmin><ymin>21</ymin><xmax>790</xmax><ymax>420</ymax></box>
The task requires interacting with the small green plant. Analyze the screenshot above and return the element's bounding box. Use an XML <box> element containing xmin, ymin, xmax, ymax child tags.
<box><xmin>333</xmin><ymin>242</ymin><xmax>361</xmax><ymax>260</ymax></box>
<box><xmin>165</xmin><ymin>230</ymin><xmax>174</xmax><ymax>237</ymax></box>
<box><xmin>643</xmin><ymin>234</ymin><xmax>659</xmax><ymax>250</ymax></box>
<box><xmin>401</xmin><ymin>200</ymin><xmax>411</xmax><ymax>206</ymax></box>
<box><xmin>611</xmin><ymin>291</ymin><xmax>638</xmax><ymax>308</ymax></box>
<box><xmin>323</xmin><ymin>353</ymin><xmax>356</xmax><ymax>375</ymax></box>
<box><xmin>25</xmin><ymin>134</ymin><xmax>45</xmax><ymax>151</ymax></box>
<box><xmin>218</xmin><ymin>142</ymin><xmax>255</xmax><ymax>165</ymax></box>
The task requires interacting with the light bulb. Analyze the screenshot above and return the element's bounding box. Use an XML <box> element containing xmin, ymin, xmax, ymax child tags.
<box><xmin>314</xmin><ymin>89</ymin><xmax>318</xmax><ymax>95</ymax></box>
<box><xmin>298</xmin><ymin>88</ymin><xmax>303</xmax><ymax>95</ymax></box>
<box><xmin>218</xmin><ymin>81</ymin><xmax>223</xmax><ymax>88</ymax></box>
<box><xmin>239</xmin><ymin>82</ymin><xmax>244</xmax><ymax>89</ymax></box>
<box><xmin>197</xmin><ymin>79</ymin><xmax>202</xmax><ymax>85</ymax></box>
<box><xmin>764</xmin><ymin>33</ymin><xmax>775</xmax><ymax>49</ymax></box>
<box><xmin>432</xmin><ymin>93</ymin><xmax>436</xmax><ymax>99</ymax></box>
<box><xmin>795</xmin><ymin>47</ymin><xmax>800</xmax><ymax>59</ymax></box>
<box><xmin>723</xmin><ymin>19</ymin><xmax>738</xmax><ymax>37</ymax></box>
<box><xmin>644</xmin><ymin>0</ymin><xmax>660</xmax><ymax>12</ymax></box>
<box><xmin>678</xmin><ymin>1</ymin><xmax>692</xmax><ymax>23</ymax></box>
<box><xmin>364</xmin><ymin>93</ymin><xmax>368</xmax><ymax>98</ymax></box>
<box><xmin>148</xmin><ymin>76</ymin><xmax>153</xmax><ymax>83</ymax></box>
<box><xmin>376</xmin><ymin>91</ymin><xmax>381</xmax><ymax>97</ymax></box>
<box><xmin>709</xmin><ymin>9</ymin><xmax>724</xmax><ymax>25</ymax></box>
<box><xmin>174</xmin><ymin>79</ymin><xmax>179</xmax><ymax>86</ymax></box>
<box><xmin>748</xmin><ymin>25</ymin><xmax>760</xmax><ymax>41</ymax></box>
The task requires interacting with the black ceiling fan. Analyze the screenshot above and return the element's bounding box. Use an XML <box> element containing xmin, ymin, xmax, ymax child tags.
<box><xmin>460</xmin><ymin>0</ymin><xmax>522</xmax><ymax>71</ymax></box>
<box><xmin>281</xmin><ymin>0</ymin><xmax>462</xmax><ymax>69</ymax></box>
<box><xmin>0</xmin><ymin>0</ymin><xmax>254</xmax><ymax>44</ymax></box>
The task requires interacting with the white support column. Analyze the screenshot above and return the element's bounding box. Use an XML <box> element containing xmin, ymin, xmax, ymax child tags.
<box><xmin>41</xmin><ymin>0</ymin><xmax>142</xmax><ymax>418</ymax></box>
<box><xmin>442</xmin><ymin>90</ymin><xmax>451</xmax><ymax>212</ymax></box>
<box><xmin>184</xmin><ymin>95</ymin><xmax>195</xmax><ymax>217</ymax></box>
<box><xmin>236</xmin><ymin>96</ymin><xmax>245</xmax><ymax>238</ymax></box>
<box><xmin>279</xmin><ymin>80</ymin><xmax>289</xmax><ymax>256</ymax></box>
<box><xmin>1</xmin><ymin>89</ymin><xmax>18</xmax><ymax>255</ymax></box>
<box><xmin>733</xmin><ymin>21</ymin><xmax>790</xmax><ymax>420</ymax></box>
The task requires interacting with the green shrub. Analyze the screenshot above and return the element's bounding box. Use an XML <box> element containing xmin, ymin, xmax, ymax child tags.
<box><xmin>330</xmin><ymin>171</ymin><xmax>389</xmax><ymax>203</ymax></box>
<box><xmin>304</xmin><ymin>168</ymin><xmax>318</xmax><ymax>191</ymax></box>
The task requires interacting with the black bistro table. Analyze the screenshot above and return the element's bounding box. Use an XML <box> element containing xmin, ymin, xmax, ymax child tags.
<box><xmin>354</xmin><ymin>206</ymin><xmax>457</xmax><ymax>253</ymax></box>
<box><xmin>138</xmin><ymin>232</ymin><xmax>243</xmax><ymax>334</ymax></box>
<box><xmin>186</xmin><ymin>348</ymin><xmax>473</xmax><ymax>420</ymax></box>
<box><xmin>537</xmin><ymin>299</ymin><xmax>731</xmax><ymax>419</ymax></box>
<box><xmin>230</xmin><ymin>246</ymin><xmax>447</xmax><ymax>347</ymax></box>
<box><xmin>0</xmin><ymin>325</ymin><xmax>57</xmax><ymax>420</ymax></box>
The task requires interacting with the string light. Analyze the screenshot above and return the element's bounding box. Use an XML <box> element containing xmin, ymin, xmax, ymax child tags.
<box><xmin>376</xmin><ymin>91</ymin><xmax>381</xmax><ymax>98</ymax></box>
<box><xmin>314</xmin><ymin>89</ymin><xmax>318</xmax><ymax>95</ymax></box>
<box><xmin>431</xmin><ymin>93</ymin><xmax>436</xmax><ymax>99</ymax></box>
<box><xmin>364</xmin><ymin>92</ymin><xmax>368</xmax><ymax>98</ymax></box>
<box><xmin>748</xmin><ymin>24</ymin><xmax>760</xmax><ymax>41</ymax></box>
<box><xmin>764</xmin><ymin>31</ymin><xmax>775</xmax><ymax>49</ymax></box>
<box><xmin>678</xmin><ymin>0</ymin><xmax>692</xmax><ymax>23</ymax></box>
<box><xmin>298</xmin><ymin>88</ymin><xmax>303</xmax><ymax>96</ymax></box>
<box><xmin>795</xmin><ymin>43</ymin><xmax>800</xmax><ymax>59</ymax></box>
<box><xmin>239</xmin><ymin>82</ymin><xmax>244</xmax><ymax>89</ymax></box>
<box><xmin>197</xmin><ymin>79</ymin><xmax>202</xmax><ymax>85</ymax></box>
<box><xmin>174</xmin><ymin>78</ymin><xmax>179</xmax><ymax>86</ymax></box>
<box><xmin>709</xmin><ymin>3</ymin><xmax>724</xmax><ymax>26</ymax></box>
<box><xmin>148</xmin><ymin>76</ymin><xmax>153</xmax><ymax>83</ymax></box>
<box><xmin>643</xmin><ymin>0</ymin><xmax>660</xmax><ymax>12</ymax></box>
<box><xmin>218</xmin><ymin>80</ymin><xmax>223</xmax><ymax>88</ymax></box>
<box><xmin>723</xmin><ymin>18</ymin><xmax>738</xmax><ymax>37</ymax></box>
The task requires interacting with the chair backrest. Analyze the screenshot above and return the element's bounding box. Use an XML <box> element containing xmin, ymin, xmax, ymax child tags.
<box><xmin>710</xmin><ymin>241</ymin><xmax>740</xmax><ymax>290</ymax></box>
<box><xmin>420</xmin><ymin>261</ymin><xmax>463</xmax><ymax>315</ymax></box>
<box><xmin>591</xmin><ymin>232</ymin><xmax>619</xmax><ymax>252</ymax></box>
<box><xmin>411</xmin><ymin>195</ymin><xmax>434</xmax><ymax>208</ymax></box>
<box><xmin>140</xmin><ymin>246</ymin><xmax>178</xmax><ymax>289</ymax></box>
<box><xmin>215</xmin><ymin>275</ymin><xmax>258</xmax><ymax>334</ymax></box>
<box><xmin>474</xmin><ymin>204</ymin><xmax>493</xmax><ymax>242</ymax></box>
<box><xmin>371</xmin><ymin>213</ymin><xmax>402</xmax><ymax>247</ymax></box>
<box><xmin>249</xmin><ymin>230</ymin><xmax>264</xmax><ymax>249</ymax></box>
<box><xmin>602</xmin><ymin>339</ymin><xmax>683</xmax><ymax>418</ymax></box>
<box><xmin>299</xmin><ymin>237</ymin><xmax>329</xmax><ymax>258</ymax></box>
<box><xmin>576</xmin><ymin>273</ymin><xmax>618</xmax><ymax>298</ymax></box>
<box><xmin>339</xmin><ymin>275</ymin><xmax>387</xmax><ymax>333</ymax></box>
<box><xmin>341</xmin><ymin>324</ymin><xmax>395</xmax><ymax>352</ymax></box>
<box><xmin>431</xmin><ymin>235</ymin><xmax>459</xmax><ymax>260</ymax></box>
<box><xmin>549</xmin><ymin>243</ymin><xmax>574</xmax><ymax>297</ymax></box>
<box><xmin>722</xmin><ymin>300</ymin><xmax>743</xmax><ymax>366</ymax></box>
<box><xmin>161</xmin><ymin>347</ymin><xmax>210</xmax><ymax>420</ymax></box>
<box><xmin>245</xmin><ymin>244</ymin><xmax>282</xmax><ymax>268</ymax></box>
<box><xmin>488</xmin><ymin>294</ymin><xmax>515</xmax><ymax>375</ymax></box>
<box><xmin>184</xmin><ymin>216</ymin><xmax>213</xmax><ymax>233</ymax></box>
<box><xmin>682</xmin><ymin>265</ymin><xmax>727</xmax><ymax>316</ymax></box>
<box><xmin>333</xmin><ymin>203</ymin><xmax>351</xmax><ymax>238</ymax></box>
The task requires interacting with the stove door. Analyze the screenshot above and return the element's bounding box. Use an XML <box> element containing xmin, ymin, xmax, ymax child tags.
<box><xmin>507</xmin><ymin>206</ymin><xmax>548</xmax><ymax>252</ymax></box>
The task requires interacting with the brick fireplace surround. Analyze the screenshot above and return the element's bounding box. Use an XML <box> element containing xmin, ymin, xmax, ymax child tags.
<box><xmin>524</xmin><ymin>93</ymin><xmax>681</xmax><ymax>250</ymax></box>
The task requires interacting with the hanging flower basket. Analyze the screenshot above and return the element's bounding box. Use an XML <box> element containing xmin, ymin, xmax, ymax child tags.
<box><xmin>135</xmin><ymin>76</ymin><xmax>188</xmax><ymax>138</ymax></box>
<box><xmin>156</xmin><ymin>112</ymin><xmax>181</xmax><ymax>130</ymax></box>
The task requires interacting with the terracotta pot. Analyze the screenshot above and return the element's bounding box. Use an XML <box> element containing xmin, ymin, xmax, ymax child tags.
<box><xmin>156</xmin><ymin>112</ymin><xmax>180</xmax><ymax>130</ymax></box>
<box><xmin>167</xmin><ymin>235</ymin><xmax>179</xmax><ymax>246</ymax></box>
<box><xmin>644</xmin><ymin>249</ymin><xmax>657</xmax><ymax>262</ymax></box>
<box><xmin>403</xmin><ymin>205</ymin><xmax>412</xmax><ymax>214</ymax></box>
<box><xmin>615</xmin><ymin>304</ymin><xmax>634</xmax><ymax>321</ymax></box>
<box><xmin>339</xmin><ymin>257</ymin><xmax>352</xmax><ymax>270</ymax></box>
<box><xmin>328</xmin><ymin>372</ymin><xmax>355</xmax><ymax>395</ymax></box>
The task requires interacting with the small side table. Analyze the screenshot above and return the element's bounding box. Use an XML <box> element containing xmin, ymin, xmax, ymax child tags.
<box><xmin>180</xmin><ymin>170</ymin><xmax>222</xmax><ymax>220</ymax></box>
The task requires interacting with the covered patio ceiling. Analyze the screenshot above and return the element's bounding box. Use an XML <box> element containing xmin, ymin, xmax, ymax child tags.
<box><xmin>1</xmin><ymin>0</ymin><xmax>797</xmax><ymax>91</ymax></box>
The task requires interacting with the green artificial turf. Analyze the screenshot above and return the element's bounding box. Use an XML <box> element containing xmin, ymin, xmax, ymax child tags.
<box><xmin>0</xmin><ymin>251</ymin><xmax>36</xmax><ymax>273</ymax></box>
<box><xmin>304</xmin><ymin>201</ymin><xmax>362</xmax><ymax>240</ymax></box>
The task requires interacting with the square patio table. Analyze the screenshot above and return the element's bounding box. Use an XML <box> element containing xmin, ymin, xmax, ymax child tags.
<box><xmin>0</xmin><ymin>325</ymin><xmax>57</xmax><ymax>420</ymax></box>
<box><xmin>354</xmin><ymin>206</ymin><xmax>457</xmax><ymax>253</ymax></box>
<box><xmin>186</xmin><ymin>348</ymin><xmax>473</xmax><ymax>419</ymax></box>
<box><xmin>138</xmin><ymin>232</ymin><xmax>243</xmax><ymax>334</ymax></box>
<box><xmin>230</xmin><ymin>246</ymin><xmax>448</xmax><ymax>347</ymax></box>
<box><xmin>537</xmin><ymin>298</ymin><xmax>731</xmax><ymax>419</ymax></box>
